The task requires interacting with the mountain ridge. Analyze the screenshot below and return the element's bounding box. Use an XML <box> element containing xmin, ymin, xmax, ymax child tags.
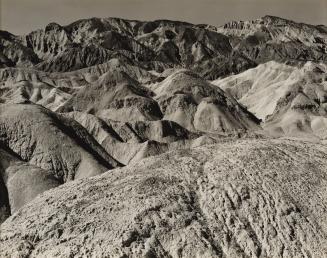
<box><xmin>2</xmin><ymin>15</ymin><xmax>326</xmax><ymax>79</ymax></box>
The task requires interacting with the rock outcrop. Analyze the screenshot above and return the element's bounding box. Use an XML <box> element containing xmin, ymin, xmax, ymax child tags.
<box><xmin>214</xmin><ymin>15</ymin><xmax>327</xmax><ymax>64</ymax></box>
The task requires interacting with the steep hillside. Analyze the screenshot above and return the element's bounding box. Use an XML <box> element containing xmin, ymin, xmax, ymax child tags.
<box><xmin>0</xmin><ymin>31</ymin><xmax>40</xmax><ymax>68</ymax></box>
<box><xmin>64</xmin><ymin>111</ymin><xmax>199</xmax><ymax>165</ymax></box>
<box><xmin>58</xmin><ymin>69</ymin><xmax>163</xmax><ymax>121</ymax></box>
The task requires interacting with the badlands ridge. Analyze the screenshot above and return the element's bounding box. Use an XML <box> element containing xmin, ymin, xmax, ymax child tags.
<box><xmin>0</xmin><ymin>15</ymin><xmax>327</xmax><ymax>257</ymax></box>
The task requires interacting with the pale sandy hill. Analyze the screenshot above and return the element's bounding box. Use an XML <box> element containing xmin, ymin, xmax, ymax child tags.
<box><xmin>152</xmin><ymin>69</ymin><xmax>261</xmax><ymax>133</ymax></box>
<box><xmin>212</xmin><ymin>61</ymin><xmax>327</xmax><ymax>139</ymax></box>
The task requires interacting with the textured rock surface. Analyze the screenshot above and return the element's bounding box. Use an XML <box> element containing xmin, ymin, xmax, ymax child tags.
<box><xmin>59</xmin><ymin>70</ymin><xmax>163</xmax><ymax>122</ymax></box>
<box><xmin>1</xmin><ymin>139</ymin><xmax>327</xmax><ymax>257</ymax></box>
<box><xmin>0</xmin><ymin>31</ymin><xmax>40</xmax><ymax>68</ymax></box>
<box><xmin>55</xmin><ymin>67</ymin><xmax>261</xmax><ymax>134</ymax></box>
<box><xmin>0</xmin><ymin>103</ymin><xmax>122</xmax><ymax>222</ymax></box>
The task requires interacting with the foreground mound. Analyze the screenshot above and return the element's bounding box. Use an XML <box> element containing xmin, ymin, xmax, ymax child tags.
<box><xmin>1</xmin><ymin>139</ymin><xmax>326</xmax><ymax>257</ymax></box>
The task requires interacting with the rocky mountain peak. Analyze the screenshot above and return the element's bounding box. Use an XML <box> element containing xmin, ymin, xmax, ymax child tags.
<box><xmin>45</xmin><ymin>22</ymin><xmax>64</xmax><ymax>32</ymax></box>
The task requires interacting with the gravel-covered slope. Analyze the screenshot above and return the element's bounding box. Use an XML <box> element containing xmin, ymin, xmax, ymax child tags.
<box><xmin>1</xmin><ymin>139</ymin><xmax>326</xmax><ymax>257</ymax></box>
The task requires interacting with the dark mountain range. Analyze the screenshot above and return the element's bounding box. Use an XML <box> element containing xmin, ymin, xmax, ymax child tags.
<box><xmin>1</xmin><ymin>15</ymin><xmax>326</xmax><ymax>79</ymax></box>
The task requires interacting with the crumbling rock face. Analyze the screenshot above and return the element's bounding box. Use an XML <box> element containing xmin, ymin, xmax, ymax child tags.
<box><xmin>1</xmin><ymin>139</ymin><xmax>326</xmax><ymax>257</ymax></box>
<box><xmin>0</xmin><ymin>31</ymin><xmax>40</xmax><ymax>68</ymax></box>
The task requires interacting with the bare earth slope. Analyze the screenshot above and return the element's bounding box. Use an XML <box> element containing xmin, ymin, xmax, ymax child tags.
<box><xmin>1</xmin><ymin>139</ymin><xmax>327</xmax><ymax>257</ymax></box>
<box><xmin>212</xmin><ymin>61</ymin><xmax>327</xmax><ymax>140</ymax></box>
<box><xmin>0</xmin><ymin>103</ymin><xmax>120</xmax><ymax>181</ymax></box>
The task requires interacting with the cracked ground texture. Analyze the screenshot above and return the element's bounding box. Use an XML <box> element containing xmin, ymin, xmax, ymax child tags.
<box><xmin>0</xmin><ymin>139</ymin><xmax>327</xmax><ymax>258</ymax></box>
